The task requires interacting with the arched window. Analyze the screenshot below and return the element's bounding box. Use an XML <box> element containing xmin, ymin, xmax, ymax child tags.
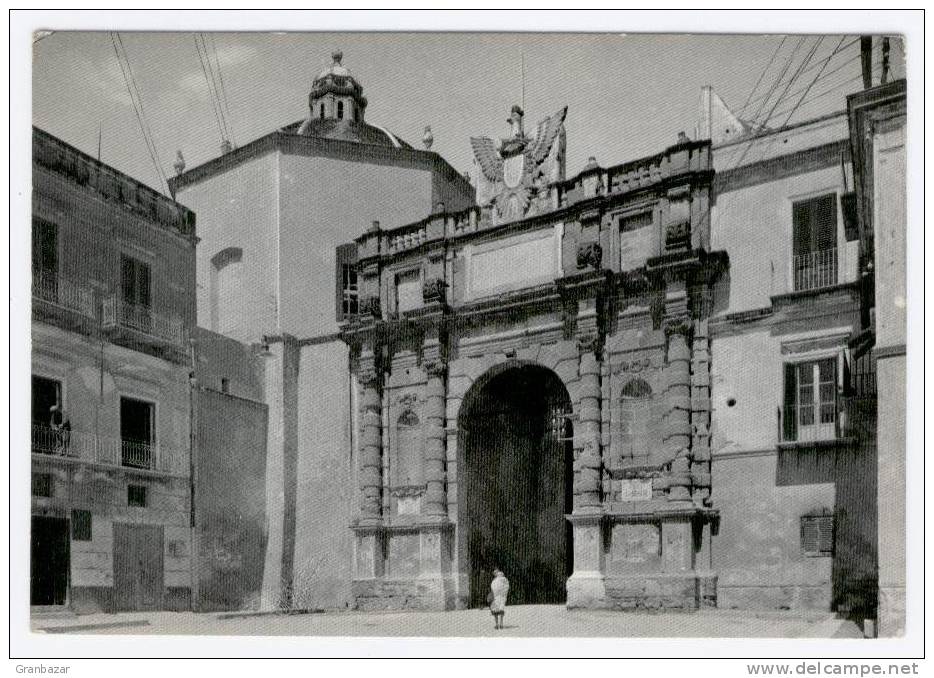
<box><xmin>210</xmin><ymin>247</ymin><xmax>244</xmax><ymax>337</ymax></box>
<box><xmin>618</xmin><ymin>378</ymin><xmax>653</xmax><ymax>466</ymax></box>
<box><xmin>337</xmin><ymin>101</ymin><xmax>344</xmax><ymax>120</ymax></box>
<box><xmin>394</xmin><ymin>409</ymin><xmax>423</xmax><ymax>488</ymax></box>
<box><xmin>319</xmin><ymin>103</ymin><xmax>325</xmax><ymax>119</ymax></box>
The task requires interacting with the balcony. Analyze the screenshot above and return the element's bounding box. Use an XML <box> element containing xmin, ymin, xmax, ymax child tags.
<box><xmin>793</xmin><ymin>248</ymin><xmax>838</xmax><ymax>292</ymax></box>
<box><xmin>31</xmin><ymin>423</ymin><xmax>185</xmax><ymax>475</ymax></box>
<box><xmin>777</xmin><ymin>396</ymin><xmax>875</xmax><ymax>447</ymax></box>
<box><xmin>32</xmin><ymin>270</ymin><xmax>96</xmax><ymax>319</ymax></box>
<box><xmin>101</xmin><ymin>295</ymin><xmax>188</xmax><ymax>351</ymax></box>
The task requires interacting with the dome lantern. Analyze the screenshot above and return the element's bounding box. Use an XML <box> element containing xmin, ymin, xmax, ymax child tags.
<box><xmin>309</xmin><ymin>49</ymin><xmax>368</xmax><ymax>123</ymax></box>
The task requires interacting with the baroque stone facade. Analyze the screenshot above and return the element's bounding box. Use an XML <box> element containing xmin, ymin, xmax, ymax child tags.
<box><xmin>339</xmin><ymin>124</ymin><xmax>728</xmax><ymax>610</ymax></box>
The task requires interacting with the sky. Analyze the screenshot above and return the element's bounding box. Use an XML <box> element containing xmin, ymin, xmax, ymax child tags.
<box><xmin>32</xmin><ymin>31</ymin><xmax>905</xmax><ymax>196</ymax></box>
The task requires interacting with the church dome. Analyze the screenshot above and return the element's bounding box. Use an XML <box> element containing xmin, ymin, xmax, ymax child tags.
<box><xmin>294</xmin><ymin>50</ymin><xmax>412</xmax><ymax>149</ymax></box>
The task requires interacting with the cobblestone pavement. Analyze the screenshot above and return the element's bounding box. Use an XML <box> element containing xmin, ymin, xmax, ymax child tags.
<box><xmin>31</xmin><ymin>605</ymin><xmax>864</xmax><ymax>638</ymax></box>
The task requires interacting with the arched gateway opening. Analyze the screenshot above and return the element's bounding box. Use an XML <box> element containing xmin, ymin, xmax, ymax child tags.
<box><xmin>458</xmin><ymin>363</ymin><xmax>573</xmax><ymax>607</ymax></box>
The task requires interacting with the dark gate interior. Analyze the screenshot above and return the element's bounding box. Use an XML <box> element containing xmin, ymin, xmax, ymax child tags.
<box><xmin>460</xmin><ymin>364</ymin><xmax>573</xmax><ymax>607</ymax></box>
<box><xmin>113</xmin><ymin>523</ymin><xmax>164</xmax><ymax>611</ymax></box>
<box><xmin>31</xmin><ymin>515</ymin><xmax>70</xmax><ymax>606</ymax></box>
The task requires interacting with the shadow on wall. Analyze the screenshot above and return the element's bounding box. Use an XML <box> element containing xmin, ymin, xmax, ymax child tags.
<box><xmin>774</xmin><ymin>419</ymin><xmax>878</xmax><ymax>624</ymax></box>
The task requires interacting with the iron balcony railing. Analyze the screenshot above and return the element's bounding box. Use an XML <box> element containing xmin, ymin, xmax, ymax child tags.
<box><xmin>793</xmin><ymin>247</ymin><xmax>838</xmax><ymax>292</ymax></box>
<box><xmin>31</xmin><ymin>423</ymin><xmax>184</xmax><ymax>474</ymax></box>
<box><xmin>32</xmin><ymin>270</ymin><xmax>96</xmax><ymax>318</ymax></box>
<box><xmin>101</xmin><ymin>295</ymin><xmax>187</xmax><ymax>347</ymax></box>
<box><xmin>778</xmin><ymin>395</ymin><xmax>875</xmax><ymax>445</ymax></box>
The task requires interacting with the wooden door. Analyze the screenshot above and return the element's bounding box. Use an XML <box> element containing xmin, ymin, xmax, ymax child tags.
<box><xmin>113</xmin><ymin>523</ymin><xmax>164</xmax><ymax>611</ymax></box>
<box><xmin>30</xmin><ymin>516</ymin><xmax>70</xmax><ymax>606</ymax></box>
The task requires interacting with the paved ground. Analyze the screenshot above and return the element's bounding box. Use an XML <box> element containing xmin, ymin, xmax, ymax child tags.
<box><xmin>31</xmin><ymin>605</ymin><xmax>865</xmax><ymax>638</ymax></box>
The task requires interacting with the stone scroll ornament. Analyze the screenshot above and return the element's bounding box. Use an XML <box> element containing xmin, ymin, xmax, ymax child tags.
<box><xmin>470</xmin><ymin>105</ymin><xmax>567</xmax><ymax>222</ymax></box>
<box><xmin>576</xmin><ymin>242</ymin><xmax>603</xmax><ymax>270</ymax></box>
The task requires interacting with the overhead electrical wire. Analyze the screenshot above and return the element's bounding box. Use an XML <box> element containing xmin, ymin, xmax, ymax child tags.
<box><xmin>744</xmin><ymin>34</ymin><xmax>810</xmax><ymax>129</ymax></box>
<box><xmin>208</xmin><ymin>33</ymin><xmax>236</xmax><ymax>147</ymax></box>
<box><xmin>194</xmin><ymin>33</ymin><xmax>230</xmax><ymax>147</ymax></box>
<box><xmin>110</xmin><ymin>32</ymin><xmax>169</xmax><ymax>194</ymax></box>
<box><xmin>773</xmin><ymin>35</ymin><xmax>849</xmax><ymax>131</ymax></box>
<box><xmin>737</xmin><ymin>35</ymin><xmax>788</xmax><ymax>117</ymax></box>
<box><xmin>732</xmin><ymin>35</ymin><xmax>825</xmax><ymax>169</ymax></box>
<box><xmin>739</xmin><ymin>37</ymin><xmax>859</xmax><ymax>115</ymax></box>
<box><xmin>200</xmin><ymin>33</ymin><xmax>231</xmax><ymax>143</ymax></box>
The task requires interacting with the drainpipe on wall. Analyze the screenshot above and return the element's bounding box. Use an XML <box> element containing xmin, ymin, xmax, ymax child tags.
<box><xmin>188</xmin><ymin>338</ymin><xmax>199</xmax><ymax>611</ymax></box>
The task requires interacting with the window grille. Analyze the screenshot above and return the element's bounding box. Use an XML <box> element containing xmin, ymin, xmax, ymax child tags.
<box><xmin>32</xmin><ymin>473</ymin><xmax>52</xmax><ymax>498</ymax></box>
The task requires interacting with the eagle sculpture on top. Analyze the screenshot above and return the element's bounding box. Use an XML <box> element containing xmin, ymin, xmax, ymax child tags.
<box><xmin>470</xmin><ymin>105</ymin><xmax>567</xmax><ymax>222</ymax></box>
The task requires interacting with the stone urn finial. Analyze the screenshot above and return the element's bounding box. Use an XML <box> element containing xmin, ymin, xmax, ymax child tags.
<box><xmin>422</xmin><ymin>125</ymin><xmax>434</xmax><ymax>150</ymax></box>
<box><xmin>173</xmin><ymin>150</ymin><xmax>186</xmax><ymax>175</ymax></box>
<box><xmin>332</xmin><ymin>49</ymin><xmax>343</xmax><ymax>65</ymax></box>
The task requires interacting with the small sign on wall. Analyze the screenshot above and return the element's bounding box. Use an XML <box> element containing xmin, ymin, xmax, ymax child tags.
<box><xmin>397</xmin><ymin>495</ymin><xmax>421</xmax><ymax>515</ymax></box>
<box><xmin>619</xmin><ymin>478</ymin><xmax>653</xmax><ymax>501</ymax></box>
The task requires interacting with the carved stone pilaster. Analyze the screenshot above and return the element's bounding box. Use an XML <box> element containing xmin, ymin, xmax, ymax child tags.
<box><xmin>357</xmin><ymin>351</ymin><xmax>384</xmax><ymax>523</ymax></box>
<box><xmin>421</xmin><ymin>344</ymin><xmax>448</xmax><ymax>518</ymax></box>
<box><xmin>690</xmin><ymin>322</ymin><xmax>713</xmax><ymax>505</ymax></box>
<box><xmin>574</xmin><ymin>337</ymin><xmax>603</xmax><ymax>510</ymax></box>
<box><xmin>663</xmin><ymin>322</ymin><xmax>693</xmax><ymax>502</ymax></box>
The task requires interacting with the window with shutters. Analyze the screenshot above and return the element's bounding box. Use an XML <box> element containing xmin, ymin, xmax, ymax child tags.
<box><xmin>800</xmin><ymin>510</ymin><xmax>834</xmax><ymax>556</ymax></box>
<box><xmin>335</xmin><ymin>243</ymin><xmax>358</xmax><ymax>321</ymax></box>
<box><xmin>782</xmin><ymin>358</ymin><xmax>837</xmax><ymax>443</ymax></box>
<box><xmin>71</xmin><ymin>509</ymin><xmax>92</xmax><ymax>541</ymax></box>
<box><xmin>120</xmin><ymin>254</ymin><xmax>152</xmax><ymax>333</ymax></box>
<box><xmin>792</xmin><ymin>193</ymin><xmax>838</xmax><ymax>291</ymax></box>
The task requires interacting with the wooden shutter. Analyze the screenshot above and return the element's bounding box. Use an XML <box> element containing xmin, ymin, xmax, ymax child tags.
<box><xmin>137</xmin><ymin>261</ymin><xmax>151</xmax><ymax>308</ymax></box>
<box><xmin>792</xmin><ymin>201</ymin><xmax>812</xmax><ymax>257</ymax></box>
<box><xmin>783</xmin><ymin>363</ymin><xmax>798</xmax><ymax>441</ymax></box>
<box><xmin>792</xmin><ymin>194</ymin><xmax>838</xmax><ymax>255</ymax></box>
<box><xmin>122</xmin><ymin>255</ymin><xmax>136</xmax><ymax>304</ymax></box>
<box><xmin>813</xmin><ymin>194</ymin><xmax>837</xmax><ymax>251</ymax></box>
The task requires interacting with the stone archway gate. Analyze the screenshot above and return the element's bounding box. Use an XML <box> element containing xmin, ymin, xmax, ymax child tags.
<box><xmin>339</xmin><ymin>137</ymin><xmax>727</xmax><ymax>611</ymax></box>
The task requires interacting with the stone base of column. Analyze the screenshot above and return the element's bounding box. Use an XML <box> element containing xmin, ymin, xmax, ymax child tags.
<box><xmin>878</xmin><ymin>585</ymin><xmax>906</xmax><ymax>637</ymax></box>
<box><xmin>602</xmin><ymin>572</ymin><xmax>717</xmax><ymax>610</ymax></box>
<box><xmin>350</xmin><ymin>520</ymin><xmax>456</xmax><ymax>611</ymax></box>
<box><xmin>351</xmin><ymin>576</ymin><xmax>457</xmax><ymax>611</ymax></box>
<box><xmin>566</xmin><ymin>571</ymin><xmax>608</xmax><ymax>608</ymax></box>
